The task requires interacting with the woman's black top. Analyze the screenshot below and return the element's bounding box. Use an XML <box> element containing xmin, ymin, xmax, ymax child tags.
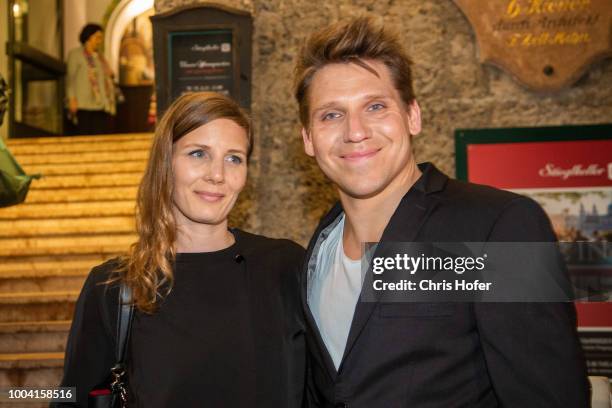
<box><xmin>57</xmin><ymin>230</ymin><xmax>306</xmax><ymax>407</ymax></box>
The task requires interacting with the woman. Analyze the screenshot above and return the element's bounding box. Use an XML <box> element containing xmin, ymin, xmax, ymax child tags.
<box><xmin>66</xmin><ymin>24</ymin><xmax>116</xmax><ymax>135</ymax></box>
<box><xmin>58</xmin><ymin>93</ymin><xmax>306</xmax><ymax>407</ymax></box>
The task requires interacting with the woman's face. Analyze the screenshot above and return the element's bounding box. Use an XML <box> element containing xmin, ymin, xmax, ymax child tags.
<box><xmin>171</xmin><ymin>118</ymin><xmax>249</xmax><ymax>228</ymax></box>
<box><xmin>86</xmin><ymin>31</ymin><xmax>103</xmax><ymax>51</ymax></box>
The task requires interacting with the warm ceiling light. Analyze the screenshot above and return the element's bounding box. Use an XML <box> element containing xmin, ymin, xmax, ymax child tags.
<box><xmin>12</xmin><ymin>3</ymin><xmax>21</xmax><ymax>17</ymax></box>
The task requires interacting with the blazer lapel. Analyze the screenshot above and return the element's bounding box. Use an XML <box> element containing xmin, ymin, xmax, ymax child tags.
<box><xmin>338</xmin><ymin>163</ymin><xmax>448</xmax><ymax>372</ymax></box>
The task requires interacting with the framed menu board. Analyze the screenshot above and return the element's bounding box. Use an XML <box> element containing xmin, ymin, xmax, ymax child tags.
<box><xmin>169</xmin><ymin>30</ymin><xmax>236</xmax><ymax>100</ymax></box>
<box><xmin>152</xmin><ymin>4</ymin><xmax>252</xmax><ymax>116</ymax></box>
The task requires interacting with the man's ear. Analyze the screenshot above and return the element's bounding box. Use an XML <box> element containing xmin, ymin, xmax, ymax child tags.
<box><xmin>406</xmin><ymin>100</ymin><xmax>422</xmax><ymax>136</ymax></box>
<box><xmin>301</xmin><ymin>127</ymin><xmax>315</xmax><ymax>157</ymax></box>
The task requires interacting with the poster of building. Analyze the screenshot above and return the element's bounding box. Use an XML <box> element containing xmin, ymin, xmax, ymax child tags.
<box><xmin>455</xmin><ymin>124</ymin><xmax>612</xmax><ymax>377</ymax></box>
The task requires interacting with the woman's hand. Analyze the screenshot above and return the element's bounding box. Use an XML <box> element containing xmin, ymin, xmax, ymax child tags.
<box><xmin>69</xmin><ymin>97</ymin><xmax>78</xmax><ymax>114</ymax></box>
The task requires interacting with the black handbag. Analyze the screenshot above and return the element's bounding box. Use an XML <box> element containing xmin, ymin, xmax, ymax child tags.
<box><xmin>88</xmin><ymin>283</ymin><xmax>134</xmax><ymax>408</ymax></box>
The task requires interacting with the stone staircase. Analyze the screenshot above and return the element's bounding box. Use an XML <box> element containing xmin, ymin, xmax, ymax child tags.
<box><xmin>0</xmin><ymin>133</ymin><xmax>152</xmax><ymax>393</ymax></box>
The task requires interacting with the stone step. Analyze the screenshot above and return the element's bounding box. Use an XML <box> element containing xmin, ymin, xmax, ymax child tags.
<box><xmin>0</xmin><ymin>254</ymin><xmax>110</xmax><ymax>278</ymax></box>
<box><xmin>25</xmin><ymin>186</ymin><xmax>137</xmax><ymax>203</ymax></box>
<box><xmin>0</xmin><ymin>275</ymin><xmax>87</xmax><ymax>294</ymax></box>
<box><xmin>6</xmin><ymin>133</ymin><xmax>152</xmax><ymax>146</ymax></box>
<box><xmin>28</xmin><ymin>172</ymin><xmax>143</xmax><ymax>190</ymax></box>
<box><xmin>20</xmin><ymin>160</ymin><xmax>146</xmax><ymax>177</ymax></box>
<box><xmin>0</xmin><ymin>352</ymin><xmax>64</xmax><ymax>389</ymax></box>
<box><xmin>0</xmin><ymin>292</ymin><xmax>79</xmax><ymax>304</ymax></box>
<box><xmin>0</xmin><ymin>201</ymin><xmax>136</xmax><ymax>220</ymax></box>
<box><xmin>0</xmin><ymin>254</ymin><xmax>108</xmax><ymax>292</ymax></box>
<box><xmin>0</xmin><ymin>291</ymin><xmax>78</xmax><ymax>323</ymax></box>
<box><xmin>0</xmin><ymin>321</ymin><xmax>70</xmax><ymax>354</ymax></box>
<box><xmin>0</xmin><ymin>234</ymin><xmax>136</xmax><ymax>257</ymax></box>
<box><xmin>9</xmin><ymin>139</ymin><xmax>152</xmax><ymax>155</ymax></box>
<box><xmin>15</xmin><ymin>150</ymin><xmax>149</xmax><ymax>165</ymax></box>
<box><xmin>0</xmin><ymin>352</ymin><xmax>65</xmax><ymax>368</ymax></box>
<box><xmin>0</xmin><ymin>216</ymin><xmax>135</xmax><ymax>238</ymax></box>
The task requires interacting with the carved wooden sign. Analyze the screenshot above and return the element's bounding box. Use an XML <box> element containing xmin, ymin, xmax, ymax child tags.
<box><xmin>453</xmin><ymin>0</ymin><xmax>612</xmax><ymax>92</ymax></box>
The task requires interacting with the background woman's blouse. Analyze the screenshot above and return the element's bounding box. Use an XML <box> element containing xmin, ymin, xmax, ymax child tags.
<box><xmin>66</xmin><ymin>47</ymin><xmax>114</xmax><ymax>112</ymax></box>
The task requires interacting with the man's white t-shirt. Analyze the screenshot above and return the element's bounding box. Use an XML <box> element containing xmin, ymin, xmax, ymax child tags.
<box><xmin>308</xmin><ymin>214</ymin><xmax>364</xmax><ymax>369</ymax></box>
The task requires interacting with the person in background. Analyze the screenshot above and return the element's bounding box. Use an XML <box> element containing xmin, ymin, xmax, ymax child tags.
<box><xmin>56</xmin><ymin>92</ymin><xmax>305</xmax><ymax>407</ymax></box>
<box><xmin>66</xmin><ymin>23</ymin><xmax>116</xmax><ymax>135</ymax></box>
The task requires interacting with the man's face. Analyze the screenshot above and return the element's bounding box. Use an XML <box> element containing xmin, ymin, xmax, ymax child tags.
<box><xmin>302</xmin><ymin>60</ymin><xmax>421</xmax><ymax>200</ymax></box>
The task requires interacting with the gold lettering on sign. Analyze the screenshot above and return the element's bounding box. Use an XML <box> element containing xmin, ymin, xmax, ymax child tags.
<box><xmin>507</xmin><ymin>0</ymin><xmax>592</xmax><ymax>18</ymax></box>
<box><xmin>500</xmin><ymin>1</ymin><xmax>595</xmax><ymax>48</ymax></box>
<box><xmin>507</xmin><ymin>0</ymin><xmax>522</xmax><ymax>18</ymax></box>
<box><xmin>508</xmin><ymin>31</ymin><xmax>591</xmax><ymax>46</ymax></box>
<box><xmin>500</xmin><ymin>0</ymin><xmax>596</xmax><ymax>47</ymax></box>
<box><xmin>527</xmin><ymin>0</ymin><xmax>591</xmax><ymax>15</ymax></box>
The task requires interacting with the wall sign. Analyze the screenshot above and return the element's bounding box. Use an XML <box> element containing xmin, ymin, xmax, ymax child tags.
<box><xmin>453</xmin><ymin>0</ymin><xmax>612</xmax><ymax>92</ymax></box>
<box><xmin>169</xmin><ymin>30</ymin><xmax>235</xmax><ymax>99</ymax></box>
<box><xmin>455</xmin><ymin>124</ymin><xmax>612</xmax><ymax>377</ymax></box>
<box><xmin>152</xmin><ymin>4</ymin><xmax>252</xmax><ymax>116</ymax></box>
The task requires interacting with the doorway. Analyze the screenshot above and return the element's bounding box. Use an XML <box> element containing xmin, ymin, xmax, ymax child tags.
<box><xmin>7</xmin><ymin>0</ymin><xmax>65</xmax><ymax>137</ymax></box>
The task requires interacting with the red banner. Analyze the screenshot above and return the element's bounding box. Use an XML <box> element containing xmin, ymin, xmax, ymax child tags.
<box><xmin>467</xmin><ymin>140</ymin><xmax>612</xmax><ymax>189</ymax></box>
<box><xmin>576</xmin><ymin>303</ymin><xmax>611</xmax><ymax>327</ymax></box>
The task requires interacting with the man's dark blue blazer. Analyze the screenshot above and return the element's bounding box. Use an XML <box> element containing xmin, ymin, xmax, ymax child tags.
<box><xmin>302</xmin><ymin>162</ymin><xmax>589</xmax><ymax>408</ymax></box>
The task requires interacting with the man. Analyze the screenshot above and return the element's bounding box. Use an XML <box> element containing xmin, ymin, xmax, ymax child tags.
<box><xmin>294</xmin><ymin>17</ymin><xmax>589</xmax><ymax>407</ymax></box>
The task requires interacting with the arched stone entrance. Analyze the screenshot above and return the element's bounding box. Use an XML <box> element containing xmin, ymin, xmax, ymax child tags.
<box><xmin>104</xmin><ymin>0</ymin><xmax>154</xmax><ymax>76</ymax></box>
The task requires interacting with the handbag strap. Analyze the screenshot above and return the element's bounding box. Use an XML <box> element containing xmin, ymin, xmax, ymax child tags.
<box><xmin>109</xmin><ymin>282</ymin><xmax>134</xmax><ymax>407</ymax></box>
<box><xmin>115</xmin><ymin>282</ymin><xmax>134</xmax><ymax>365</ymax></box>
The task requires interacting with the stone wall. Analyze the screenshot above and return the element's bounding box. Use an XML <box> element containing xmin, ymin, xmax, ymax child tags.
<box><xmin>155</xmin><ymin>0</ymin><xmax>612</xmax><ymax>246</ymax></box>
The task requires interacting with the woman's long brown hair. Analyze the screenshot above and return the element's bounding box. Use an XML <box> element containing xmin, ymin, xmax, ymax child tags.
<box><xmin>115</xmin><ymin>92</ymin><xmax>252</xmax><ymax>313</ymax></box>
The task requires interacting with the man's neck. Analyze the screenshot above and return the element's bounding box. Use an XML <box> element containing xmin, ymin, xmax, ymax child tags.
<box><xmin>340</xmin><ymin>164</ymin><xmax>422</xmax><ymax>260</ymax></box>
